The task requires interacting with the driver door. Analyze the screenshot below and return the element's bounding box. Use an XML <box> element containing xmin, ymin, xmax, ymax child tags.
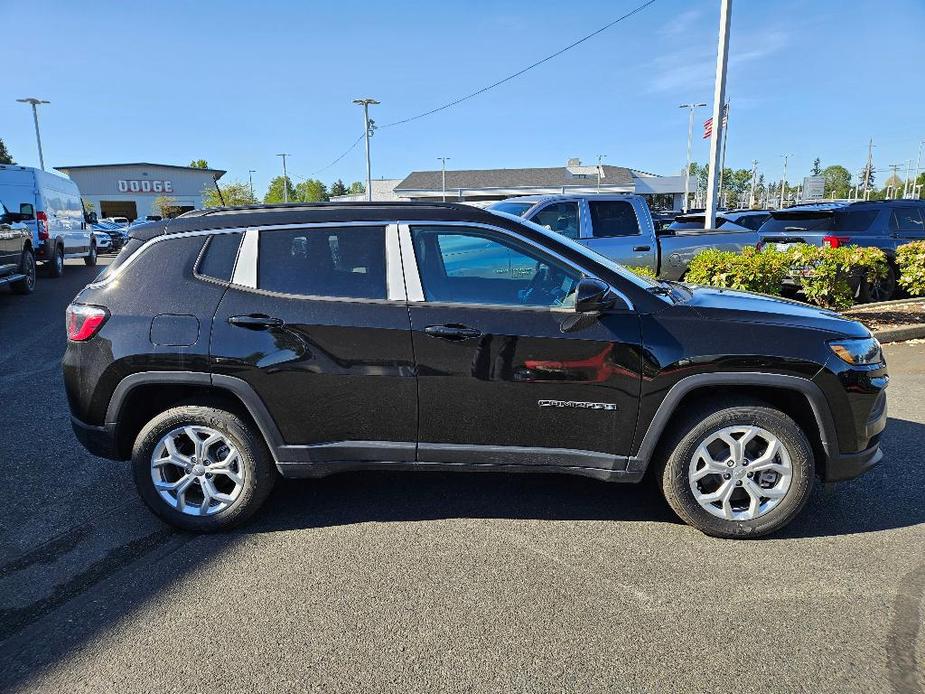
<box><xmin>404</xmin><ymin>224</ymin><xmax>641</xmax><ymax>468</ymax></box>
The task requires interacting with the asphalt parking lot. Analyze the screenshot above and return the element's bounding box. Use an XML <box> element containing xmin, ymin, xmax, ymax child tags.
<box><xmin>0</xmin><ymin>258</ymin><xmax>923</xmax><ymax>694</ymax></box>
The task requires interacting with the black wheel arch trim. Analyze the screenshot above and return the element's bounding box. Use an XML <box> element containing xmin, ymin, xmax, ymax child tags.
<box><xmin>626</xmin><ymin>372</ymin><xmax>839</xmax><ymax>475</ymax></box>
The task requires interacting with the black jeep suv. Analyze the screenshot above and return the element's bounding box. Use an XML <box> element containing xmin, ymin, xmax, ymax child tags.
<box><xmin>64</xmin><ymin>202</ymin><xmax>888</xmax><ymax>538</ymax></box>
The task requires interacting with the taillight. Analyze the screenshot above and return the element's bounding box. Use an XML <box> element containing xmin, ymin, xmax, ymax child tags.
<box><xmin>36</xmin><ymin>210</ymin><xmax>49</xmax><ymax>241</ymax></box>
<box><xmin>66</xmin><ymin>304</ymin><xmax>109</xmax><ymax>341</ymax></box>
<box><xmin>822</xmin><ymin>235</ymin><xmax>849</xmax><ymax>248</ymax></box>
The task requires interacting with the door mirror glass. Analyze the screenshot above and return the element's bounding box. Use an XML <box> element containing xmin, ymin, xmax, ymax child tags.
<box><xmin>19</xmin><ymin>203</ymin><xmax>34</xmax><ymax>220</ymax></box>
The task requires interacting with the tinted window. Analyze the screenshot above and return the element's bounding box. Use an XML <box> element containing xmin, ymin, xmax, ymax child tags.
<box><xmin>758</xmin><ymin>212</ymin><xmax>833</xmax><ymax>234</ymax></box>
<box><xmin>588</xmin><ymin>200</ymin><xmax>640</xmax><ymax>237</ymax></box>
<box><xmin>832</xmin><ymin>209</ymin><xmax>880</xmax><ymax>233</ymax></box>
<box><xmin>258</xmin><ymin>226</ymin><xmax>386</xmax><ymax>299</ymax></box>
<box><xmin>531</xmin><ymin>202</ymin><xmax>580</xmax><ymax>239</ymax></box>
<box><xmin>892</xmin><ymin>207</ymin><xmax>924</xmax><ymax>234</ymax></box>
<box><xmin>197</xmin><ymin>232</ymin><xmax>242</xmax><ymax>281</ymax></box>
<box><xmin>410</xmin><ymin>226</ymin><xmax>579</xmax><ymax>308</ymax></box>
<box><xmin>94</xmin><ymin>237</ymin><xmax>145</xmax><ymax>282</ymax></box>
<box><xmin>490</xmin><ymin>201</ymin><xmax>533</xmax><ymax>217</ymax></box>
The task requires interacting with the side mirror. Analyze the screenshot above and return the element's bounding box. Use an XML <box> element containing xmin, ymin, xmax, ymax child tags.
<box><xmin>561</xmin><ymin>278</ymin><xmax>629</xmax><ymax>333</ymax></box>
<box><xmin>19</xmin><ymin>203</ymin><xmax>35</xmax><ymax>220</ymax></box>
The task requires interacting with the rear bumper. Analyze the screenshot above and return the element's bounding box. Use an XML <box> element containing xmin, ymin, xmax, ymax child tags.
<box><xmin>70</xmin><ymin>415</ymin><xmax>119</xmax><ymax>460</ymax></box>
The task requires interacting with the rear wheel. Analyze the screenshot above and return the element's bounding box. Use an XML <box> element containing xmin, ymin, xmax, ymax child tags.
<box><xmin>11</xmin><ymin>248</ymin><xmax>36</xmax><ymax>294</ymax></box>
<box><xmin>84</xmin><ymin>241</ymin><xmax>97</xmax><ymax>267</ymax></box>
<box><xmin>132</xmin><ymin>405</ymin><xmax>276</xmax><ymax>532</ymax></box>
<box><xmin>657</xmin><ymin>400</ymin><xmax>814</xmax><ymax>539</ymax></box>
<box><xmin>861</xmin><ymin>263</ymin><xmax>896</xmax><ymax>303</ymax></box>
<box><xmin>47</xmin><ymin>244</ymin><xmax>64</xmax><ymax>278</ymax></box>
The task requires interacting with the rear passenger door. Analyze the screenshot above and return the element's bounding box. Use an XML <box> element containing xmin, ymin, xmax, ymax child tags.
<box><xmin>210</xmin><ymin>223</ymin><xmax>417</xmax><ymax>465</ymax></box>
<box><xmin>580</xmin><ymin>199</ymin><xmax>654</xmax><ymax>269</ymax></box>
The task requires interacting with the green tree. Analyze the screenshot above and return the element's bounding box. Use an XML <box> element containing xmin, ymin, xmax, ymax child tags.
<box><xmin>822</xmin><ymin>165</ymin><xmax>851</xmax><ymax>199</ymax></box>
<box><xmin>0</xmin><ymin>138</ymin><xmax>13</xmax><ymax>165</ymax></box>
<box><xmin>348</xmin><ymin>181</ymin><xmax>366</xmax><ymax>195</ymax></box>
<box><xmin>296</xmin><ymin>179</ymin><xmax>329</xmax><ymax>202</ymax></box>
<box><xmin>153</xmin><ymin>195</ymin><xmax>179</xmax><ymax>218</ymax></box>
<box><xmin>189</xmin><ymin>159</ymin><xmax>209</xmax><ymax>168</ymax></box>
<box><xmin>330</xmin><ymin>179</ymin><xmax>348</xmax><ymax>197</ymax></box>
<box><xmin>264</xmin><ymin>175</ymin><xmax>297</xmax><ymax>204</ymax></box>
<box><xmin>913</xmin><ymin>172</ymin><xmax>925</xmax><ymax>199</ymax></box>
<box><xmin>811</xmin><ymin>158</ymin><xmax>822</xmax><ymax>175</ymax></box>
<box><xmin>203</xmin><ymin>181</ymin><xmax>258</xmax><ymax>208</ymax></box>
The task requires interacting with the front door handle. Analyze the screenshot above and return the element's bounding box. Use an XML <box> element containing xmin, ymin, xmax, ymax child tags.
<box><xmin>228</xmin><ymin>314</ymin><xmax>284</xmax><ymax>330</ymax></box>
<box><xmin>424</xmin><ymin>324</ymin><xmax>482</xmax><ymax>341</ymax></box>
<box><xmin>633</xmin><ymin>245</ymin><xmax>652</xmax><ymax>252</ymax></box>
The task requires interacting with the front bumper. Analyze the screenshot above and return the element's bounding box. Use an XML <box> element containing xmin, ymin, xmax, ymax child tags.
<box><xmin>822</xmin><ymin>382</ymin><xmax>888</xmax><ymax>482</ymax></box>
<box><xmin>70</xmin><ymin>415</ymin><xmax>119</xmax><ymax>460</ymax></box>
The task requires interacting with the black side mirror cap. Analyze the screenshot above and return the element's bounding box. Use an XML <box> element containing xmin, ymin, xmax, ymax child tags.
<box><xmin>574</xmin><ymin>277</ymin><xmax>628</xmax><ymax>313</ymax></box>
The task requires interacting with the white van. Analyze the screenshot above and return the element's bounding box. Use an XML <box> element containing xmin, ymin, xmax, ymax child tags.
<box><xmin>0</xmin><ymin>165</ymin><xmax>95</xmax><ymax>277</ymax></box>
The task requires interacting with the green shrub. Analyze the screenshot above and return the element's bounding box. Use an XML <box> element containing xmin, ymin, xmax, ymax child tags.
<box><xmin>685</xmin><ymin>246</ymin><xmax>789</xmax><ymax>295</ymax></box>
<box><xmin>896</xmin><ymin>241</ymin><xmax>925</xmax><ymax>296</ymax></box>
<box><xmin>787</xmin><ymin>244</ymin><xmax>887</xmax><ymax>310</ymax></box>
<box><xmin>625</xmin><ymin>264</ymin><xmax>657</xmax><ymax>278</ymax></box>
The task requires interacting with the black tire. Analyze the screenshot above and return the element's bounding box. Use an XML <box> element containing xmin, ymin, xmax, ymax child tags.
<box><xmin>84</xmin><ymin>241</ymin><xmax>97</xmax><ymax>267</ymax></box>
<box><xmin>11</xmin><ymin>248</ymin><xmax>36</xmax><ymax>295</ymax></box>
<box><xmin>47</xmin><ymin>244</ymin><xmax>64</xmax><ymax>278</ymax></box>
<box><xmin>861</xmin><ymin>263</ymin><xmax>896</xmax><ymax>303</ymax></box>
<box><xmin>132</xmin><ymin>405</ymin><xmax>276</xmax><ymax>532</ymax></box>
<box><xmin>656</xmin><ymin>399</ymin><xmax>814</xmax><ymax>539</ymax></box>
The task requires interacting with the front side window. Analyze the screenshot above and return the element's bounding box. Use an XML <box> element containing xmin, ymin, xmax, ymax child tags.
<box><xmin>257</xmin><ymin>226</ymin><xmax>386</xmax><ymax>299</ymax></box>
<box><xmin>530</xmin><ymin>202</ymin><xmax>581</xmax><ymax>239</ymax></box>
<box><xmin>410</xmin><ymin>226</ymin><xmax>580</xmax><ymax>308</ymax></box>
<box><xmin>588</xmin><ymin>200</ymin><xmax>640</xmax><ymax>237</ymax></box>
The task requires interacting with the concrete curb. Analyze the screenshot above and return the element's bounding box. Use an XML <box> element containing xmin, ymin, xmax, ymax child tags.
<box><xmin>842</xmin><ymin>297</ymin><xmax>925</xmax><ymax>343</ymax></box>
<box><xmin>848</xmin><ymin>297</ymin><xmax>925</xmax><ymax>312</ymax></box>
<box><xmin>873</xmin><ymin>325</ymin><xmax>925</xmax><ymax>344</ymax></box>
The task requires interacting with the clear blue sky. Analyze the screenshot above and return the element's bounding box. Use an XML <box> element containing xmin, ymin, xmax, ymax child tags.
<box><xmin>3</xmin><ymin>0</ymin><xmax>924</xmax><ymax>196</ymax></box>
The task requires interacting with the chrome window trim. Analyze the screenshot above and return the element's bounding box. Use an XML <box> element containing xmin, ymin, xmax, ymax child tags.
<box><xmin>396</xmin><ymin>219</ymin><xmax>634</xmax><ymax>312</ymax></box>
<box><xmin>231</xmin><ymin>228</ymin><xmax>259</xmax><ymax>288</ymax></box>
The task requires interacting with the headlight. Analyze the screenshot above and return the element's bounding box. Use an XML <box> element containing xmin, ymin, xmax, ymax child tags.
<box><xmin>828</xmin><ymin>337</ymin><xmax>882</xmax><ymax>365</ymax></box>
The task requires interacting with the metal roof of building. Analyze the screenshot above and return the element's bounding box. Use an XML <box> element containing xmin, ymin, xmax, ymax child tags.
<box><xmin>395</xmin><ymin>165</ymin><xmax>635</xmax><ymax>192</ymax></box>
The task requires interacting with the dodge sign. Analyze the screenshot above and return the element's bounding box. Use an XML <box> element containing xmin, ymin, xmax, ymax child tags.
<box><xmin>118</xmin><ymin>179</ymin><xmax>173</xmax><ymax>194</ymax></box>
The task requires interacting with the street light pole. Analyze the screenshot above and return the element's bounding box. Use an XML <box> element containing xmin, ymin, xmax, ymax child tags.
<box><xmin>353</xmin><ymin>98</ymin><xmax>380</xmax><ymax>202</ymax></box>
<box><xmin>438</xmin><ymin>157</ymin><xmax>451</xmax><ymax>202</ymax></box>
<box><xmin>276</xmin><ymin>154</ymin><xmax>290</xmax><ymax>203</ymax></box>
<box><xmin>749</xmin><ymin>159</ymin><xmax>758</xmax><ymax>208</ymax></box>
<box><xmin>248</xmin><ymin>170</ymin><xmax>256</xmax><ymax>201</ymax></box>
<box><xmin>779</xmin><ymin>154</ymin><xmax>792</xmax><ymax>209</ymax></box>
<box><xmin>596</xmin><ymin>154</ymin><xmax>607</xmax><ymax>192</ymax></box>
<box><xmin>703</xmin><ymin>0</ymin><xmax>731</xmax><ymax>229</ymax></box>
<box><xmin>911</xmin><ymin>140</ymin><xmax>924</xmax><ymax>200</ymax></box>
<box><xmin>679</xmin><ymin>103</ymin><xmax>707</xmax><ymax>213</ymax></box>
<box><xmin>16</xmin><ymin>97</ymin><xmax>50</xmax><ymax>171</ymax></box>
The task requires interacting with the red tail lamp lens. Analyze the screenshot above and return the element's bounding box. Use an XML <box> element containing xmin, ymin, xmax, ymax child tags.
<box><xmin>66</xmin><ymin>304</ymin><xmax>108</xmax><ymax>341</ymax></box>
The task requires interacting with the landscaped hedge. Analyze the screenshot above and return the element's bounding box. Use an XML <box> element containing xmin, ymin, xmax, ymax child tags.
<box><xmin>896</xmin><ymin>241</ymin><xmax>925</xmax><ymax>296</ymax></box>
<box><xmin>685</xmin><ymin>244</ymin><xmax>887</xmax><ymax>310</ymax></box>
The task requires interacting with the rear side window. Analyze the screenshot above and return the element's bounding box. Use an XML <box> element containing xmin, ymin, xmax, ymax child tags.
<box><xmin>832</xmin><ymin>209</ymin><xmax>879</xmax><ymax>233</ymax></box>
<box><xmin>588</xmin><ymin>200</ymin><xmax>640</xmax><ymax>237</ymax></box>
<box><xmin>197</xmin><ymin>232</ymin><xmax>242</xmax><ymax>281</ymax></box>
<box><xmin>891</xmin><ymin>208</ymin><xmax>925</xmax><ymax>235</ymax></box>
<box><xmin>257</xmin><ymin>226</ymin><xmax>386</xmax><ymax>299</ymax></box>
<box><xmin>93</xmin><ymin>238</ymin><xmax>145</xmax><ymax>282</ymax></box>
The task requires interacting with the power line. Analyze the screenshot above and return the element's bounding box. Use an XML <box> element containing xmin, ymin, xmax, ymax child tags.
<box><xmin>294</xmin><ymin>132</ymin><xmax>367</xmax><ymax>180</ymax></box>
<box><xmin>379</xmin><ymin>0</ymin><xmax>657</xmax><ymax>129</ymax></box>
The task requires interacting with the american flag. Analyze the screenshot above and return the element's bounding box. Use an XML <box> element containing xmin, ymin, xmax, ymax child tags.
<box><xmin>703</xmin><ymin>104</ymin><xmax>729</xmax><ymax>139</ymax></box>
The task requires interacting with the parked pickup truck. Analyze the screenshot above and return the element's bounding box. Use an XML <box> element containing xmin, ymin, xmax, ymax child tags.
<box><xmin>0</xmin><ymin>202</ymin><xmax>37</xmax><ymax>295</ymax></box>
<box><xmin>756</xmin><ymin>200</ymin><xmax>925</xmax><ymax>301</ymax></box>
<box><xmin>487</xmin><ymin>194</ymin><xmax>759</xmax><ymax>280</ymax></box>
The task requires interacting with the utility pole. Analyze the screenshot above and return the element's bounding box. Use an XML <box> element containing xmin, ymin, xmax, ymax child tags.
<box><xmin>862</xmin><ymin>138</ymin><xmax>875</xmax><ymax>200</ymax></box>
<box><xmin>679</xmin><ymin>102</ymin><xmax>707</xmax><ymax>213</ymax></box>
<box><xmin>748</xmin><ymin>159</ymin><xmax>759</xmax><ymax>208</ymax></box>
<box><xmin>910</xmin><ymin>140</ymin><xmax>924</xmax><ymax>200</ymax></box>
<box><xmin>596</xmin><ymin>154</ymin><xmax>607</xmax><ymax>192</ymax></box>
<box><xmin>437</xmin><ymin>157</ymin><xmax>451</xmax><ymax>202</ymax></box>
<box><xmin>248</xmin><ymin>170</ymin><xmax>256</xmax><ymax>201</ymax></box>
<box><xmin>276</xmin><ymin>154</ymin><xmax>290</xmax><ymax>203</ymax></box>
<box><xmin>16</xmin><ymin>97</ymin><xmax>50</xmax><ymax>170</ymax></box>
<box><xmin>887</xmin><ymin>163</ymin><xmax>902</xmax><ymax>199</ymax></box>
<box><xmin>703</xmin><ymin>0</ymin><xmax>731</xmax><ymax>228</ymax></box>
<box><xmin>353</xmin><ymin>98</ymin><xmax>380</xmax><ymax>202</ymax></box>
<box><xmin>779</xmin><ymin>154</ymin><xmax>793</xmax><ymax>209</ymax></box>
<box><xmin>718</xmin><ymin>102</ymin><xmax>730</xmax><ymax>205</ymax></box>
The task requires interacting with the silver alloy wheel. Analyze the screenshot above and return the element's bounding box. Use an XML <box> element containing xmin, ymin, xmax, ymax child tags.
<box><xmin>150</xmin><ymin>425</ymin><xmax>245</xmax><ymax>516</ymax></box>
<box><xmin>688</xmin><ymin>425</ymin><xmax>792</xmax><ymax>521</ymax></box>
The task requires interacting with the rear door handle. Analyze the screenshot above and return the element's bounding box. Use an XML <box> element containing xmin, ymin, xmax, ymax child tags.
<box><xmin>228</xmin><ymin>314</ymin><xmax>284</xmax><ymax>330</ymax></box>
<box><xmin>633</xmin><ymin>245</ymin><xmax>652</xmax><ymax>252</ymax></box>
<box><xmin>424</xmin><ymin>324</ymin><xmax>482</xmax><ymax>341</ymax></box>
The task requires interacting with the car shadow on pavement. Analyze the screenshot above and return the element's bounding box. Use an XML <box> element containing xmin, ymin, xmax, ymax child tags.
<box><xmin>247</xmin><ymin>416</ymin><xmax>925</xmax><ymax>539</ymax></box>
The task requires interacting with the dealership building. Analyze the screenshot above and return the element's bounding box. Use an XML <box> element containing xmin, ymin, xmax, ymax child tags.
<box><xmin>54</xmin><ymin>162</ymin><xmax>226</xmax><ymax>220</ymax></box>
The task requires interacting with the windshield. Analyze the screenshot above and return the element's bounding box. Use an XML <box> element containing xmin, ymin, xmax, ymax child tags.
<box><xmin>488</xmin><ymin>209</ymin><xmax>660</xmax><ymax>290</ymax></box>
<box><xmin>488</xmin><ymin>201</ymin><xmax>534</xmax><ymax>217</ymax></box>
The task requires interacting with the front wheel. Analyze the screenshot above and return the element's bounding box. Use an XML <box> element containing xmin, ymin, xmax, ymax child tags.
<box><xmin>11</xmin><ymin>248</ymin><xmax>36</xmax><ymax>294</ymax></box>
<box><xmin>84</xmin><ymin>242</ymin><xmax>97</xmax><ymax>267</ymax></box>
<box><xmin>657</xmin><ymin>400</ymin><xmax>814</xmax><ymax>539</ymax></box>
<box><xmin>132</xmin><ymin>405</ymin><xmax>276</xmax><ymax>532</ymax></box>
